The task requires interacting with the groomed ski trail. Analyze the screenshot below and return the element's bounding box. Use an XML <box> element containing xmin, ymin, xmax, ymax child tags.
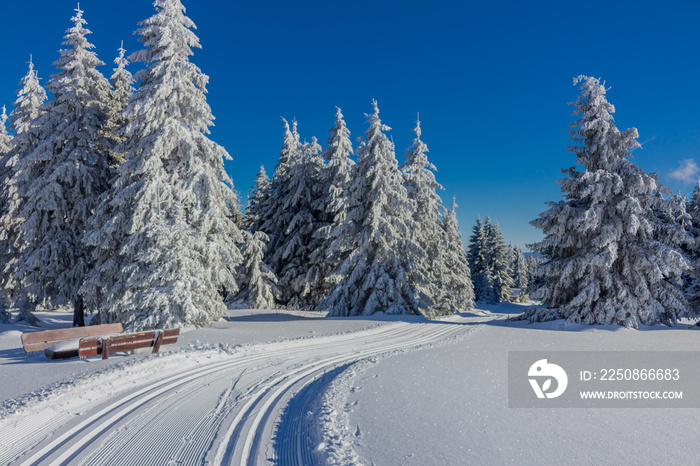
<box><xmin>1</xmin><ymin>315</ymin><xmax>483</xmax><ymax>466</ymax></box>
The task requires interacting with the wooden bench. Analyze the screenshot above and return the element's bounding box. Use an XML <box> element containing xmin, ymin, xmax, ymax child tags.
<box><xmin>21</xmin><ymin>323</ymin><xmax>124</xmax><ymax>355</ymax></box>
<box><xmin>79</xmin><ymin>328</ymin><xmax>180</xmax><ymax>360</ymax></box>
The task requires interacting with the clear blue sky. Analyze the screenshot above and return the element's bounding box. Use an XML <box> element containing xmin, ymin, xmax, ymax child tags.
<box><xmin>2</xmin><ymin>0</ymin><xmax>700</xmax><ymax>250</ymax></box>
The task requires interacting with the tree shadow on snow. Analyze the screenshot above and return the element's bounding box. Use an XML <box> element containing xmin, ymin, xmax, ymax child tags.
<box><xmin>484</xmin><ymin>314</ymin><xmax>700</xmax><ymax>333</ymax></box>
<box><xmin>222</xmin><ymin>311</ymin><xmax>327</xmax><ymax>323</ymax></box>
<box><xmin>0</xmin><ymin>346</ymin><xmax>77</xmax><ymax>366</ymax></box>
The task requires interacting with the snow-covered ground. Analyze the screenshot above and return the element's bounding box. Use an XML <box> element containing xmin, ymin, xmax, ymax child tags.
<box><xmin>1</xmin><ymin>305</ymin><xmax>698</xmax><ymax>465</ymax></box>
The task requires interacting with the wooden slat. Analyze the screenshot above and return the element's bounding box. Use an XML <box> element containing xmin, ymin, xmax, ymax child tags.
<box><xmin>22</xmin><ymin>323</ymin><xmax>123</xmax><ymax>352</ymax></box>
<box><xmin>78</xmin><ymin>328</ymin><xmax>180</xmax><ymax>359</ymax></box>
<box><xmin>77</xmin><ymin>337</ymin><xmax>102</xmax><ymax>358</ymax></box>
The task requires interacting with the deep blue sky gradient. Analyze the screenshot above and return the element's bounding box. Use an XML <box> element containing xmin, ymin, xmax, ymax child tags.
<box><xmin>2</xmin><ymin>0</ymin><xmax>699</xmax><ymax>249</ymax></box>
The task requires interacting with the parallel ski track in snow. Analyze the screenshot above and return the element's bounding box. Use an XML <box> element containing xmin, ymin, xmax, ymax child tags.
<box><xmin>2</xmin><ymin>318</ymin><xmax>475</xmax><ymax>466</ymax></box>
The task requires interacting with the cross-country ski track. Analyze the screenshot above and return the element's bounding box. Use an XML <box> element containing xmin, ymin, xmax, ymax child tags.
<box><xmin>0</xmin><ymin>314</ymin><xmax>484</xmax><ymax>466</ymax></box>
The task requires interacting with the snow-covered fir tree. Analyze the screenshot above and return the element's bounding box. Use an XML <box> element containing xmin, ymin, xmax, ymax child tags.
<box><xmin>0</xmin><ymin>107</ymin><xmax>10</xmax><ymax>323</ymax></box>
<box><xmin>400</xmin><ymin>116</ymin><xmax>453</xmax><ymax>314</ymax></box>
<box><xmin>0</xmin><ymin>59</ymin><xmax>47</xmax><ymax>321</ymax></box>
<box><xmin>308</xmin><ymin>107</ymin><xmax>355</xmax><ymax>303</ymax></box>
<box><xmin>468</xmin><ymin>217</ymin><xmax>512</xmax><ymax>303</ymax></box>
<box><xmin>251</xmin><ymin>119</ymin><xmax>298</xmax><ymax>233</ymax></box>
<box><xmin>233</xmin><ymin>231</ymin><xmax>278</xmax><ymax>309</ymax></box>
<box><xmin>673</xmin><ymin>188</ymin><xmax>700</xmax><ymax>313</ymax></box>
<box><xmin>318</xmin><ymin>101</ymin><xmax>426</xmax><ymax>317</ymax></box>
<box><xmin>9</xmin><ymin>57</ymin><xmax>47</xmax><ymax>135</ymax></box>
<box><xmin>243</xmin><ymin>165</ymin><xmax>270</xmax><ymax>230</ymax></box>
<box><xmin>7</xmin><ymin>6</ymin><xmax>112</xmax><ymax>326</ymax></box>
<box><xmin>508</xmin><ymin>244</ymin><xmax>529</xmax><ymax>302</ymax></box>
<box><xmin>525</xmin><ymin>76</ymin><xmax>692</xmax><ymax>327</ymax></box>
<box><xmin>526</xmin><ymin>254</ymin><xmax>546</xmax><ymax>292</ymax></box>
<box><xmin>81</xmin><ymin>0</ymin><xmax>243</xmax><ymax>330</ymax></box>
<box><xmin>0</xmin><ymin>106</ymin><xmax>10</xmax><ymax>153</ymax></box>
<box><xmin>484</xmin><ymin>218</ymin><xmax>513</xmax><ymax>303</ymax></box>
<box><xmin>687</xmin><ymin>180</ymin><xmax>700</xmax><ymax>228</ymax></box>
<box><xmin>255</xmin><ymin>121</ymin><xmax>326</xmax><ymax>309</ymax></box>
<box><xmin>441</xmin><ymin>198</ymin><xmax>475</xmax><ymax>311</ymax></box>
<box><xmin>105</xmin><ymin>41</ymin><xmax>135</xmax><ymax>166</ymax></box>
<box><xmin>468</xmin><ymin>216</ymin><xmax>494</xmax><ymax>302</ymax></box>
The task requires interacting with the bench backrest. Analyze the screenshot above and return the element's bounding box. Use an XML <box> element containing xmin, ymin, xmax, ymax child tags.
<box><xmin>21</xmin><ymin>323</ymin><xmax>124</xmax><ymax>353</ymax></box>
<box><xmin>78</xmin><ymin>328</ymin><xmax>180</xmax><ymax>359</ymax></box>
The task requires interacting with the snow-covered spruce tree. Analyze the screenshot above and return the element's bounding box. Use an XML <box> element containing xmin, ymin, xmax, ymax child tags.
<box><xmin>8</xmin><ymin>6</ymin><xmax>112</xmax><ymax>326</ymax></box>
<box><xmin>255</xmin><ymin>121</ymin><xmax>326</xmax><ymax>309</ymax></box>
<box><xmin>0</xmin><ymin>106</ymin><xmax>10</xmax><ymax>153</ymax></box>
<box><xmin>484</xmin><ymin>218</ymin><xmax>513</xmax><ymax>303</ymax></box>
<box><xmin>251</xmin><ymin>119</ymin><xmax>298</xmax><ymax>234</ymax></box>
<box><xmin>441</xmin><ymin>197</ymin><xmax>475</xmax><ymax>311</ymax></box>
<box><xmin>81</xmin><ymin>0</ymin><xmax>243</xmax><ymax>330</ymax></box>
<box><xmin>243</xmin><ymin>165</ymin><xmax>270</xmax><ymax>230</ymax></box>
<box><xmin>687</xmin><ymin>181</ymin><xmax>700</xmax><ymax>229</ymax></box>
<box><xmin>526</xmin><ymin>254</ymin><xmax>546</xmax><ymax>293</ymax></box>
<box><xmin>524</xmin><ymin>76</ymin><xmax>691</xmax><ymax>327</ymax></box>
<box><xmin>673</xmin><ymin>189</ymin><xmax>700</xmax><ymax>315</ymax></box>
<box><xmin>0</xmin><ymin>107</ymin><xmax>10</xmax><ymax>323</ymax></box>
<box><xmin>308</xmin><ymin>107</ymin><xmax>355</xmax><ymax>303</ymax></box>
<box><xmin>0</xmin><ymin>59</ymin><xmax>47</xmax><ymax>319</ymax></box>
<box><xmin>468</xmin><ymin>216</ymin><xmax>494</xmax><ymax>302</ymax></box>
<box><xmin>318</xmin><ymin>101</ymin><xmax>427</xmax><ymax>317</ymax></box>
<box><xmin>9</xmin><ymin>58</ymin><xmax>47</xmax><ymax>136</ymax></box>
<box><xmin>233</xmin><ymin>231</ymin><xmax>278</xmax><ymax>309</ymax></box>
<box><xmin>399</xmin><ymin>116</ymin><xmax>454</xmax><ymax>314</ymax></box>
<box><xmin>266</xmin><ymin>128</ymin><xmax>325</xmax><ymax>309</ymax></box>
<box><xmin>104</xmin><ymin>41</ymin><xmax>135</xmax><ymax>166</ymax></box>
<box><xmin>508</xmin><ymin>244</ymin><xmax>530</xmax><ymax>302</ymax></box>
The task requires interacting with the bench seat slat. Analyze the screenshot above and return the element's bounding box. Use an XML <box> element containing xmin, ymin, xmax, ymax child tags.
<box><xmin>79</xmin><ymin>328</ymin><xmax>179</xmax><ymax>358</ymax></box>
<box><xmin>21</xmin><ymin>323</ymin><xmax>123</xmax><ymax>353</ymax></box>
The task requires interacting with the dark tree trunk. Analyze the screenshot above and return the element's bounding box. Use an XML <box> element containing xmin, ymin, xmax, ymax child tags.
<box><xmin>73</xmin><ymin>296</ymin><xmax>85</xmax><ymax>327</ymax></box>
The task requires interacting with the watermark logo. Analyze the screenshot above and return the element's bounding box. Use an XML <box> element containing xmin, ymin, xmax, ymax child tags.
<box><xmin>528</xmin><ymin>359</ymin><xmax>568</xmax><ymax>399</ymax></box>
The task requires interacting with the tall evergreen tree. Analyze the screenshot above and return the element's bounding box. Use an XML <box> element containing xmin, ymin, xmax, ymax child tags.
<box><xmin>441</xmin><ymin>198</ymin><xmax>475</xmax><ymax>311</ymax></box>
<box><xmin>318</xmin><ymin>101</ymin><xmax>425</xmax><ymax>317</ymax></box>
<box><xmin>234</xmin><ymin>231</ymin><xmax>278</xmax><ymax>309</ymax></box>
<box><xmin>687</xmin><ymin>181</ymin><xmax>700</xmax><ymax>230</ymax></box>
<box><xmin>0</xmin><ymin>107</ymin><xmax>10</xmax><ymax>323</ymax></box>
<box><xmin>252</xmin><ymin>119</ymin><xmax>298</xmax><ymax>234</ymax></box>
<box><xmin>678</xmin><ymin>186</ymin><xmax>700</xmax><ymax>313</ymax></box>
<box><xmin>256</xmin><ymin>121</ymin><xmax>326</xmax><ymax>309</ymax></box>
<box><xmin>309</xmin><ymin>107</ymin><xmax>355</xmax><ymax>303</ymax></box>
<box><xmin>526</xmin><ymin>76</ymin><xmax>691</xmax><ymax>327</ymax></box>
<box><xmin>7</xmin><ymin>6</ymin><xmax>112</xmax><ymax>326</ymax></box>
<box><xmin>484</xmin><ymin>218</ymin><xmax>513</xmax><ymax>303</ymax></box>
<box><xmin>400</xmin><ymin>116</ymin><xmax>452</xmax><ymax>314</ymax></box>
<box><xmin>105</xmin><ymin>41</ymin><xmax>135</xmax><ymax>166</ymax></box>
<box><xmin>468</xmin><ymin>216</ymin><xmax>493</xmax><ymax>302</ymax></box>
<box><xmin>9</xmin><ymin>57</ymin><xmax>47</xmax><ymax>135</ymax></box>
<box><xmin>468</xmin><ymin>217</ymin><xmax>512</xmax><ymax>303</ymax></box>
<box><xmin>0</xmin><ymin>58</ymin><xmax>47</xmax><ymax>320</ymax></box>
<box><xmin>244</xmin><ymin>165</ymin><xmax>270</xmax><ymax>230</ymax></box>
<box><xmin>317</xmin><ymin>107</ymin><xmax>354</xmax><ymax>226</ymax></box>
<box><xmin>508</xmin><ymin>244</ymin><xmax>530</xmax><ymax>302</ymax></box>
<box><xmin>81</xmin><ymin>0</ymin><xmax>243</xmax><ymax>330</ymax></box>
<box><xmin>0</xmin><ymin>106</ymin><xmax>10</xmax><ymax>153</ymax></box>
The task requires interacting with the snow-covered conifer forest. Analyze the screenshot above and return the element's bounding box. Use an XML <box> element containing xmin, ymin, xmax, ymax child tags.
<box><xmin>3</xmin><ymin>2</ymin><xmax>700</xmax><ymax>465</ymax></box>
<box><xmin>0</xmin><ymin>1</ymin><xmax>697</xmax><ymax>331</ymax></box>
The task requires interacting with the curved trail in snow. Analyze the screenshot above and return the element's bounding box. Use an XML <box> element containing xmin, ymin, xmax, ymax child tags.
<box><xmin>0</xmin><ymin>315</ymin><xmax>483</xmax><ymax>466</ymax></box>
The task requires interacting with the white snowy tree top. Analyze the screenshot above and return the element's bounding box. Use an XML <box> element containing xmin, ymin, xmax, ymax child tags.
<box><xmin>10</xmin><ymin>57</ymin><xmax>47</xmax><ymax>135</ymax></box>
<box><xmin>0</xmin><ymin>106</ymin><xmax>11</xmax><ymax>153</ymax></box>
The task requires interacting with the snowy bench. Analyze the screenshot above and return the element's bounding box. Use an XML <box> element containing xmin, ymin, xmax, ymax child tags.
<box><xmin>78</xmin><ymin>328</ymin><xmax>180</xmax><ymax>360</ymax></box>
<box><xmin>21</xmin><ymin>323</ymin><xmax>124</xmax><ymax>358</ymax></box>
